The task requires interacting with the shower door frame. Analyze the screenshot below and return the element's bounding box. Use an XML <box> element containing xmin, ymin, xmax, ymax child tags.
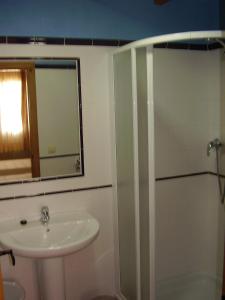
<box><xmin>112</xmin><ymin>30</ymin><xmax>225</xmax><ymax>300</ymax></box>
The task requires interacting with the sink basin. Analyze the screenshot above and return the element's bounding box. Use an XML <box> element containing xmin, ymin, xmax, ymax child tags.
<box><xmin>0</xmin><ymin>211</ymin><xmax>100</xmax><ymax>258</ymax></box>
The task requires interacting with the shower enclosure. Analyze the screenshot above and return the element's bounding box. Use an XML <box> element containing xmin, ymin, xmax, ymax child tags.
<box><xmin>112</xmin><ymin>31</ymin><xmax>225</xmax><ymax>300</ymax></box>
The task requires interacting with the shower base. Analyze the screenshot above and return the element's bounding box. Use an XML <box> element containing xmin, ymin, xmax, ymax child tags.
<box><xmin>156</xmin><ymin>273</ymin><xmax>221</xmax><ymax>300</ymax></box>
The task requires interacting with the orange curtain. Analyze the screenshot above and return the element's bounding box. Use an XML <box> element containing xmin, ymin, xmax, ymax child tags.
<box><xmin>0</xmin><ymin>70</ymin><xmax>30</xmax><ymax>157</ymax></box>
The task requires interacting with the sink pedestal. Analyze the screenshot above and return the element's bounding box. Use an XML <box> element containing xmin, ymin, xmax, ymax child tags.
<box><xmin>37</xmin><ymin>257</ymin><xmax>65</xmax><ymax>300</ymax></box>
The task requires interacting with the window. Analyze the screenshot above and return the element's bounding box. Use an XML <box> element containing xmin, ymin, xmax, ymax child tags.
<box><xmin>0</xmin><ymin>70</ymin><xmax>30</xmax><ymax>158</ymax></box>
<box><xmin>0</xmin><ymin>63</ymin><xmax>40</xmax><ymax>179</ymax></box>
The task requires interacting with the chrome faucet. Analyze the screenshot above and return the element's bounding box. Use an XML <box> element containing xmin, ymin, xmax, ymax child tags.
<box><xmin>207</xmin><ymin>138</ymin><xmax>223</xmax><ymax>156</ymax></box>
<box><xmin>40</xmin><ymin>206</ymin><xmax>50</xmax><ymax>225</ymax></box>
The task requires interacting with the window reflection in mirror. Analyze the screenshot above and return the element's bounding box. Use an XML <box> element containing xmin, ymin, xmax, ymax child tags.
<box><xmin>0</xmin><ymin>58</ymin><xmax>84</xmax><ymax>183</ymax></box>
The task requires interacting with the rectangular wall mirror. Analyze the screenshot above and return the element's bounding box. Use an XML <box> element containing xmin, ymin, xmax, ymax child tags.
<box><xmin>0</xmin><ymin>57</ymin><xmax>84</xmax><ymax>183</ymax></box>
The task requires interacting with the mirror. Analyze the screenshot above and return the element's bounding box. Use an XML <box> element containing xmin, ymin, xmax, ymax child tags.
<box><xmin>0</xmin><ymin>58</ymin><xmax>84</xmax><ymax>183</ymax></box>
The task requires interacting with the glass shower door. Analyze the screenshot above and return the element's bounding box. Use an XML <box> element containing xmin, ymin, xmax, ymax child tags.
<box><xmin>113</xmin><ymin>36</ymin><xmax>225</xmax><ymax>300</ymax></box>
<box><xmin>154</xmin><ymin>43</ymin><xmax>225</xmax><ymax>300</ymax></box>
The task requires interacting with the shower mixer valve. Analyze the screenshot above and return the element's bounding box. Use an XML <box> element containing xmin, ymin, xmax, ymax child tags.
<box><xmin>207</xmin><ymin>138</ymin><xmax>223</xmax><ymax>156</ymax></box>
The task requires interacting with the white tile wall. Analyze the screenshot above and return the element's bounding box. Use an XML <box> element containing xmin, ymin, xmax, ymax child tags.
<box><xmin>0</xmin><ymin>44</ymin><xmax>224</xmax><ymax>300</ymax></box>
<box><xmin>155</xmin><ymin>175</ymin><xmax>222</xmax><ymax>281</ymax></box>
<box><xmin>154</xmin><ymin>49</ymin><xmax>221</xmax><ymax>178</ymax></box>
<box><xmin>0</xmin><ymin>45</ymin><xmax>116</xmax><ymax>299</ymax></box>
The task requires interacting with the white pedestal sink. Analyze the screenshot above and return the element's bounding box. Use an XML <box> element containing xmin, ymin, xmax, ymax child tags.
<box><xmin>0</xmin><ymin>211</ymin><xmax>100</xmax><ymax>300</ymax></box>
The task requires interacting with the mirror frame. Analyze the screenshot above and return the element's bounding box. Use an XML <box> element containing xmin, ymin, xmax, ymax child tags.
<box><xmin>0</xmin><ymin>57</ymin><xmax>84</xmax><ymax>185</ymax></box>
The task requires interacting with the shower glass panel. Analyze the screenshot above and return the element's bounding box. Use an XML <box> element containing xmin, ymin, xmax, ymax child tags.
<box><xmin>220</xmin><ymin>47</ymin><xmax>225</xmax><ymax>297</ymax></box>
<box><xmin>113</xmin><ymin>50</ymin><xmax>137</xmax><ymax>299</ymax></box>
<box><xmin>136</xmin><ymin>47</ymin><xmax>150</xmax><ymax>300</ymax></box>
<box><xmin>221</xmin><ymin>50</ymin><xmax>225</xmax><ymax>176</ymax></box>
<box><xmin>154</xmin><ymin>41</ymin><xmax>225</xmax><ymax>300</ymax></box>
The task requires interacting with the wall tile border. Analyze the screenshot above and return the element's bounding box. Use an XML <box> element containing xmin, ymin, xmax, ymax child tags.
<box><xmin>0</xmin><ymin>36</ymin><xmax>222</xmax><ymax>51</ymax></box>
<box><xmin>0</xmin><ymin>184</ymin><xmax>113</xmax><ymax>201</ymax></box>
<box><xmin>155</xmin><ymin>42</ymin><xmax>223</xmax><ymax>51</ymax></box>
<box><xmin>156</xmin><ymin>171</ymin><xmax>225</xmax><ymax>181</ymax></box>
<box><xmin>0</xmin><ymin>172</ymin><xmax>222</xmax><ymax>201</ymax></box>
<box><xmin>0</xmin><ymin>36</ymin><xmax>133</xmax><ymax>47</ymax></box>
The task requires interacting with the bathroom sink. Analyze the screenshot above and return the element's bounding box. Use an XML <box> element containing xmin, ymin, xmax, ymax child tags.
<box><xmin>0</xmin><ymin>211</ymin><xmax>100</xmax><ymax>258</ymax></box>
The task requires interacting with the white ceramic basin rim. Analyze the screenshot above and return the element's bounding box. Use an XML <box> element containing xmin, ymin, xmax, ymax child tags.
<box><xmin>0</xmin><ymin>211</ymin><xmax>100</xmax><ymax>258</ymax></box>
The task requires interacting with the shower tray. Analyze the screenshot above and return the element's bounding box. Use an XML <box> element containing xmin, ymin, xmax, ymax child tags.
<box><xmin>156</xmin><ymin>273</ymin><xmax>221</xmax><ymax>300</ymax></box>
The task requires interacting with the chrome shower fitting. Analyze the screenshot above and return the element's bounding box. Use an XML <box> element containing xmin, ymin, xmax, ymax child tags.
<box><xmin>207</xmin><ymin>138</ymin><xmax>223</xmax><ymax>156</ymax></box>
<box><xmin>207</xmin><ymin>138</ymin><xmax>225</xmax><ymax>204</ymax></box>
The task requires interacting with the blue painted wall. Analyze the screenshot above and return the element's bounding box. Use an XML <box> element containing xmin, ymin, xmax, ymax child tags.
<box><xmin>220</xmin><ymin>0</ymin><xmax>225</xmax><ymax>29</ymax></box>
<box><xmin>0</xmin><ymin>0</ymin><xmax>220</xmax><ymax>40</ymax></box>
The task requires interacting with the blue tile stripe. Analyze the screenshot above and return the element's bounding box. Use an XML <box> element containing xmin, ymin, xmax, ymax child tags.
<box><xmin>0</xmin><ymin>36</ymin><xmax>222</xmax><ymax>50</ymax></box>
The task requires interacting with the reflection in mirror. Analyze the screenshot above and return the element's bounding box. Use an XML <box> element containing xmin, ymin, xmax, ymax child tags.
<box><xmin>0</xmin><ymin>58</ymin><xmax>84</xmax><ymax>183</ymax></box>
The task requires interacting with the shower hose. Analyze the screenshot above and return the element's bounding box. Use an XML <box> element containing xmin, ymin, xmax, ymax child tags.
<box><xmin>216</xmin><ymin>148</ymin><xmax>225</xmax><ymax>204</ymax></box>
